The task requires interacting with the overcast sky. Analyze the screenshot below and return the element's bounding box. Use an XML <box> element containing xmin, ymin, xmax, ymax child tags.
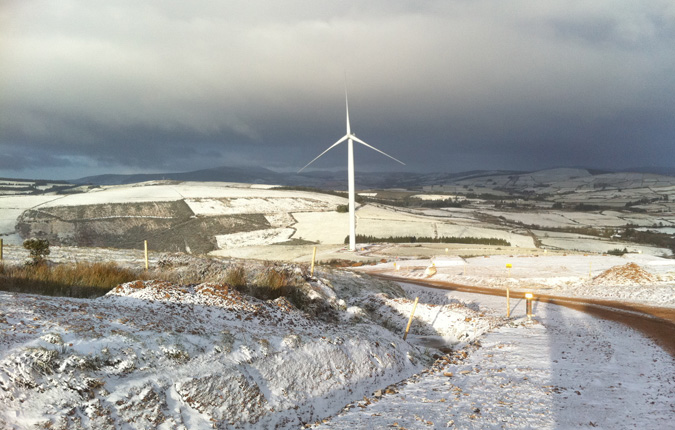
<box><xmin>1</xmin><ymin>1</ymin><xmax>674</xmax><ymax>180</ymax></box>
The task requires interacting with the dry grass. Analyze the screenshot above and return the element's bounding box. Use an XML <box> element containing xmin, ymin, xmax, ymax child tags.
<box><xmin>249</xmin><ymin>265</ymin><xmax>295</xmax><ymax>301</ymax></box>
<box><xmin>255</xmin><ymin>267</ymin><xmax>290</xmax><ymax>290</ymax></box>
<box><xmin>0</xmin><ymin>255</ymin><xmax>312</xmax><ymax>308</ymax></box>
<box><xmin>223</xmin><ymin>265</ymin><xmax>247</xmax><ymax>289</ymax></box>
<box><xmin>0</xmin><ymin>262</ymin><xmax>146</xmax><ymax>298</ymax></box>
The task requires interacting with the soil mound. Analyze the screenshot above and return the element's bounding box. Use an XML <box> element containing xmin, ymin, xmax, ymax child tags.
<box><xmin>593</xmin><ymin>262</ymin><xmax>657</xmax><ymax>285</ymax></box>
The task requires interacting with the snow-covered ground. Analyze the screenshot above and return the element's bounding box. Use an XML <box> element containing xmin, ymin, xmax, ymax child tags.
<box><xmin>1</xmin><ymin>176</ymin><xmax>674</xmax><ymax>427</ymax></box>
<box><xmin>0</xmin><ymin>195</ymin><xmax>64</xmax><ymax>243</ymax></box>
<box><xmin>315</xmin><ymin>285</ymin><xmax>675</xmax><ymax>429</ymax></box>
<box><xmin>534</xmin><ymin>231</ymin><xmax>672</xmax><ymax>256</ymax></box>
<box><xmin>2</xmin><ymin>180</ymin><xmax>672</xmax><ymax>258</ymax></box>
<box><xmin>185</xmin><ymin>196</ymin><xmax>339</xmax><ymax>216</ymax></box>
<box><xmin>1</xmin><ymin>247</ymin><xmax>674</xmax><ymax>428</ymax></box>
<box><xmin>0</xmin><ymin>182</ymin><xmax>349</xmax><ymax>248</ymax></box>
<box><xmin>362</xmin><ymin>252</ymin><xmax>675</xmax><ymax>307</ymax></box>
<box><xmin>291</xmin><ymin>204</ymin><xmax>536</xmax><ymax>248</ymax></box>
<box><xmin>0</xmin><ymin>261</ymin><xmax>498</xmax><ymax>429</ymax></box>
<box><xmin>215</xmin><ymin>227</ymin><xmax>296</xmax><ymax>248</ymax></box>
<box><xmin>481</xmin><ymin>209</ymin><xmax>665</xmax><ymax>229</ymax></box>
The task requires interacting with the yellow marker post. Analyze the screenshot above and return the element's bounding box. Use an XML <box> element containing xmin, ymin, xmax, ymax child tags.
<box><xmin>310</xmin><ymin>246</ymin><xmax>317</xmax><ymax>277</ymax></box>
<box><xmin>403</xmin><ymin>297</ymin><xmax>419</xmax><ymax>341</ymax></box>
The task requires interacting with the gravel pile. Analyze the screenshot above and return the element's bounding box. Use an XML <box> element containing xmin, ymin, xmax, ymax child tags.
<box><xmin>593</xmin><ymin>262</ymin><xmax>658</xmax><ymax>286</ymax></box>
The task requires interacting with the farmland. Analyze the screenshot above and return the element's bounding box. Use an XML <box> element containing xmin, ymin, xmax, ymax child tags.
<box><xmin>2</xmin><ymin>168</ymin><xmax>674</xmax><ymax>258</ymax></box>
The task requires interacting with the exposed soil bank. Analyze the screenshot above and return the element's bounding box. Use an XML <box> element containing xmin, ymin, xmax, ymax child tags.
<box><xmin>374</xmin><ymin>273</ymin><xmax>675</xmax><ymax>357</ymax></box>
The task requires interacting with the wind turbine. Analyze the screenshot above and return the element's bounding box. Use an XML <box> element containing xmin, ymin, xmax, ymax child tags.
<box><xmin>298</xmin><ymin>89</ymin><xmax>405</xmax><ymax>251</ymax></box>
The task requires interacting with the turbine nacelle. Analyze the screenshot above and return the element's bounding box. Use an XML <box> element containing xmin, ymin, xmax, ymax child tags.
<box><xmin>299</xmin><ymin>84</ymin><xmax>404</xmax><ymax>174</ymax></box>
<box><xmin>297</xmin><ymin>133</ymin><xmax>404</xmax><ymax>173</ymax></box>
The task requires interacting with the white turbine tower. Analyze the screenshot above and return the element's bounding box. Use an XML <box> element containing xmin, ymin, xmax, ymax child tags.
<box><xmin>298</xmin><ymin>90</ymin><xmax>405</xmax><ymax>251</ymax></box>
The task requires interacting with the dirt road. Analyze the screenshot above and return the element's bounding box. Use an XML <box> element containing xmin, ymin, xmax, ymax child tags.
<box><xmin>374</xmin><ymin>273</ymin><xmax>675</xmax><ymax>357</ymax></box>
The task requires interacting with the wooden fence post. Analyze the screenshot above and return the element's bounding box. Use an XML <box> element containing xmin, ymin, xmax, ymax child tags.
<box><xmin>589</xmin><ymin>261</ymin><xmax>592</xmax><ymax>279</ymax></box>
<box><xmin>403</xmin><ymin>297</ymin><xmax>419</xmax><ymax>340</ymax></box>
<box><xmin>506</xmin><ymin>263</ymin><xmax>512</xmax><ymax>317</ymax></box>
<box><xmin>310</xmin><ymin>246</ymin><xmax>317</xmax><ymax>277</ymax></box>
<box><xmin>144</xmin><ymin>240</ymin><xmax>149</xmax><ymax>270</ymax></box>
<box><xmin>0</xmin><ymin>238</ymin><xmax>3</xmax><ymax>261</ymax></box>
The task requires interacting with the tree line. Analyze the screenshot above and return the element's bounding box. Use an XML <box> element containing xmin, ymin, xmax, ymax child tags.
<box><xmin>345</xmin><ymin>235</ymin><xmax>511</xmax><ymax>246</ymax></box>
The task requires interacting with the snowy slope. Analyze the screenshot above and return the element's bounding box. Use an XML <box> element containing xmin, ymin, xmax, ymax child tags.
<box><xmin>1</xmin><ymin>247</ymin><xmax>673</xmax><ymax>429</ymax></box>
<box><xmin>0</xmin><ymin>266</ymin><xmax>493</xmax><ymax>429</ymax></box>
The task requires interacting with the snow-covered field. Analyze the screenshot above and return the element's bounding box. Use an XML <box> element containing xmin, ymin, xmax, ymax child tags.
<box><xmin>185</xmin><ymin>196</ymin><xmax>339</xmax><ymax>216</ymax></box>
<box><xmin>0</xmin><ymin>195</ymin><xmax>65</xmax><ymax>243</ymax></box>
<box><xmin>482</xmin><ymin>210</ymin><xmax>661</xmax><ymax>229</ymax></box>
<box><xmin>2</xmin><ymin>181</ymin><xmax>544</xmax><ymax>252</ymax></box>
<box><xmin>2</xmin><ymin>179</ymin><xmax>673</xmax><ymax>259</ymax></box>
<box><xmin>530</xmin><ymin>228</ymin><xmax>673</xmax><ymax>256</ymax></box>
<box><xmin>215</xmin><ymin>227</ymin><xmax>296</xmax><ymax>248</ymax></box>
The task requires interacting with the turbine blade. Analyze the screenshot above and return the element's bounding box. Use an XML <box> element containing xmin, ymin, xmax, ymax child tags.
<box><xmin>351</xmin><ymin>135</ymin><xmax>406</xmax><ymax>165</ymax></box>
<box><xmin>297</xmin><ymin>135</ymin><xmax>349</xmax><ymax>173</ymax></box>
<box><xmin>345</xmin><ymin>89</ymin><xmax>351</xmax><ymax>135</ymax></box>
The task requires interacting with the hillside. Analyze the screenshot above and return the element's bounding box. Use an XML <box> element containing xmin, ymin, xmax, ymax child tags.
<box><xmin>1</xmin><ymin>167</ymin><xmax>674</xmax><ymax>257</ymax></box>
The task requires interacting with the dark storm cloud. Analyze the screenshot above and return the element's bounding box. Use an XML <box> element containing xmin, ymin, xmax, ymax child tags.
<box><xmin>0</xmin><ymin>146</ymin><xmax>75</xmax><ymax>174</ymax></box>
<box><xmin>1</xmin><ymin>0</ymin><xmax>674</xmax><ymax>179</ymax></box>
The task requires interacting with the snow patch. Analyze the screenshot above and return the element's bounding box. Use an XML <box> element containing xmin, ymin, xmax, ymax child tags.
<box><xmin>215</xmin><ymin>228</ymin><xmax>295</xmax><ymax>248</ymax></box>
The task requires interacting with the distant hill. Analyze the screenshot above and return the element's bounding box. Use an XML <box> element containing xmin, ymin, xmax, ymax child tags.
<box><xmin>620</xmin><ymin>166</ymin><xmax>675</xmax><ymax>176</ymax></box>
<box><xmin>72</xmin><ymin>166</ymin><xmax>296</xmax><ymax>186</ymax></box>
<box><xmin>70</xmin><ymin>166</ymin><xmax>675</xmax><ymax>191</ymax></box>
<box><xmin>71</xmin><ymin>166</ymin><xmax>526</xmax><ymax>189</ymax></box>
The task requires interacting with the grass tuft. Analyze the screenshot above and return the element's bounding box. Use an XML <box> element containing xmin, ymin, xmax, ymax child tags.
<box><xmin>223</xmin><ymin>265</ymin><xmax>247</xmax><ymax>289</ymax></box>
<box><xmin>250</xmin><ymin>266</ymin><xmax>292</xmax><ymax>300</ymax></box>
